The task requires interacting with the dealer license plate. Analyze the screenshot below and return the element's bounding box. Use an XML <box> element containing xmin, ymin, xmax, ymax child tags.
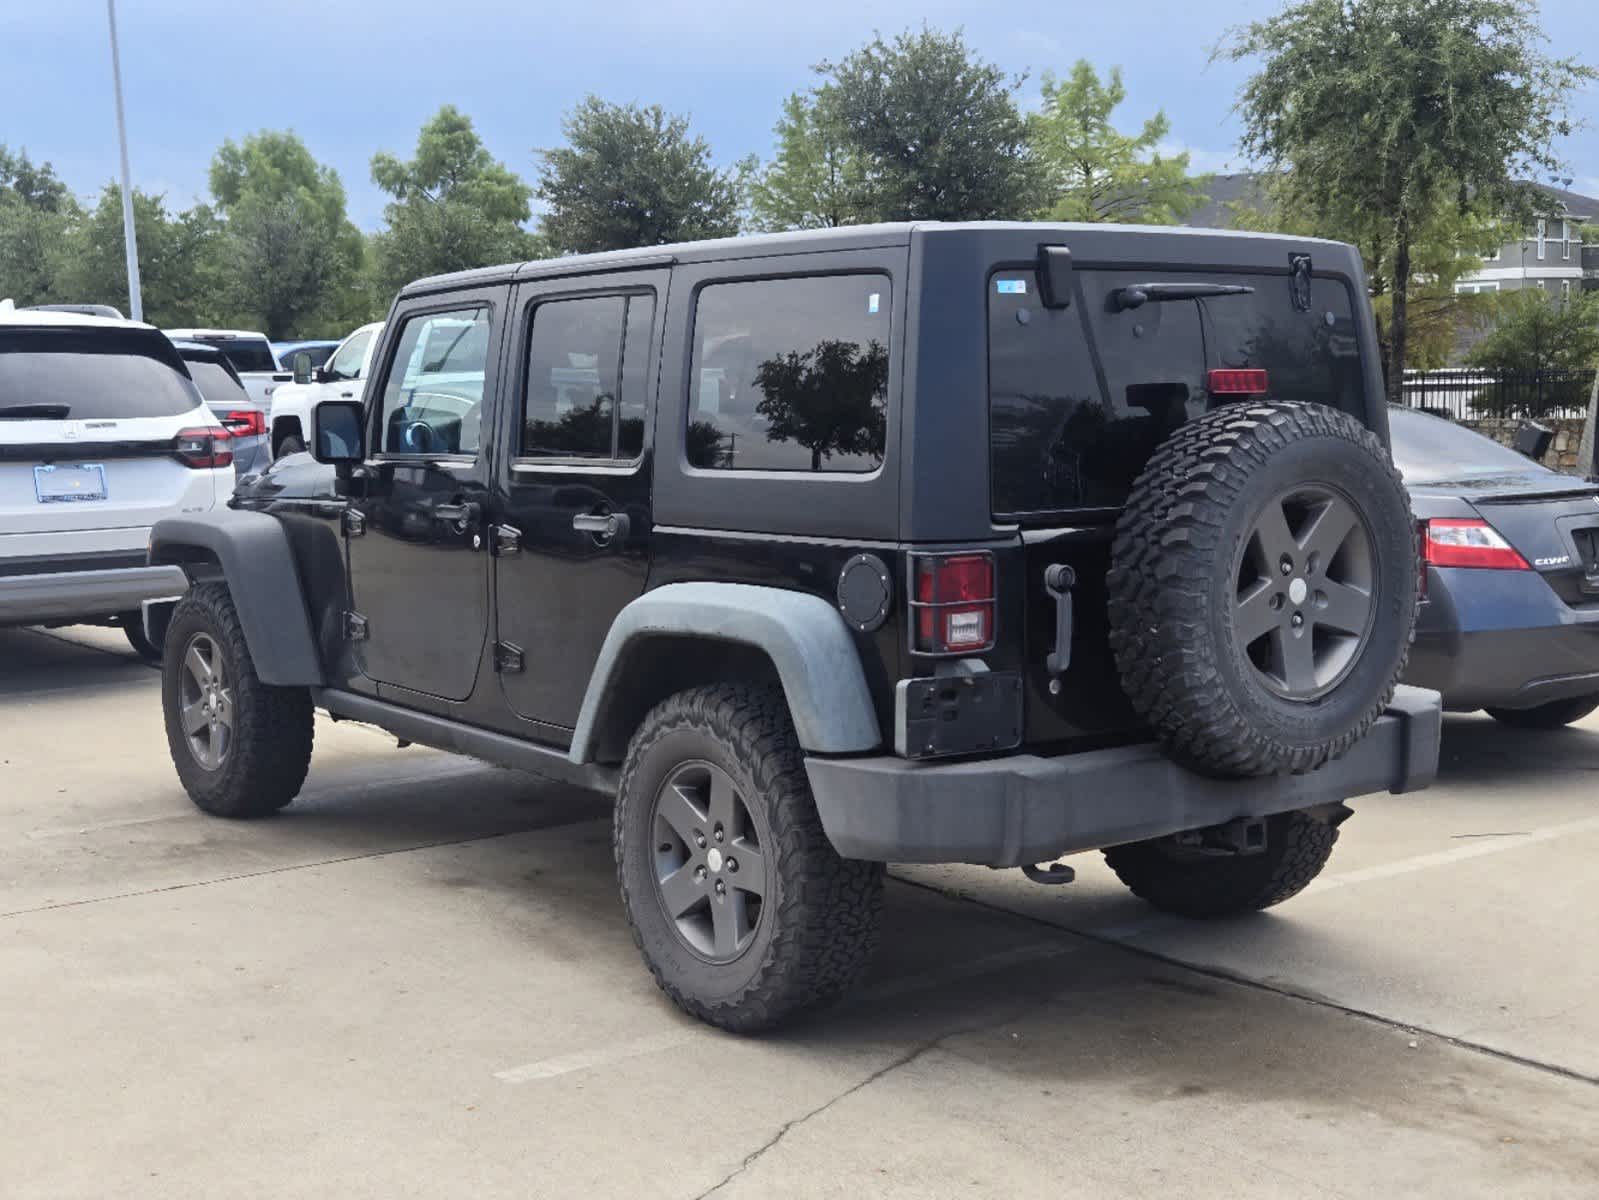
<box><xmin>33</xmin><ymin>463</ymin><xmax>108</xmax><ymax>503</ymax></box>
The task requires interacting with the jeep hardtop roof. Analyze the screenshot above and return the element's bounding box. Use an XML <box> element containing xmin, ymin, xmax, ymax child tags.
<box><xmin>399</xmin><ymin>221</ymin><xmax>1367</xmax><ymax>298</ymax></box>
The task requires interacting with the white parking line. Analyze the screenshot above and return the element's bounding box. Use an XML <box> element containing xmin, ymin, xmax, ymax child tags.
<box><xmin>493</xmin><ymin>939</ymin><xmax>1077</xmax><ymax>1084</ymax></box>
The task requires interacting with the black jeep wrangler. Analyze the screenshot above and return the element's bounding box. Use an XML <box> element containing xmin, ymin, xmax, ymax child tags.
<box><xmin>149</xmin><ymin>223</ymin><xmax>1441</xmax><ymax>1032</ymax></box>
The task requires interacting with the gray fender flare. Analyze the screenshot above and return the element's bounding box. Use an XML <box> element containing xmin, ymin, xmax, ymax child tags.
<box><xmin>569</xmin><ymin>582</ymin><xmax>882</xmax><ymax>763</ymax></box>
<box><xmin>148</xmin><ymin>509</ymin><xmax>324</xmax><ymax>686</ymax></box>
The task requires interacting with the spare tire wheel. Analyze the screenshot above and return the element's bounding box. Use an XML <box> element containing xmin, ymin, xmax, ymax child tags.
<box><xmin>1108</xmin><ymin>400</ymin><xmax>1417</xmax><ymax>777</ymax></box>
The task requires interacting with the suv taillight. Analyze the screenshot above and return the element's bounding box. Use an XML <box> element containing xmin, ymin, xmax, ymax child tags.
<box><xmin>911</xmin><ymin>552</ymin><xmax>996</xmax><ymax>653</ymax></box>
<box><xmin>173</xmin><ymin>427</ymin><xmax>233</xmax><ymax>469</ymax></box>
<box><xmin>1422</xmin><ymin>518</ymin><xmax>1529</xmax><ymax>570</ymax></box>
<box><xmin>220</xmin><ymin>409</ymin><xmax>266</xmax><ymax>437</ymax></box>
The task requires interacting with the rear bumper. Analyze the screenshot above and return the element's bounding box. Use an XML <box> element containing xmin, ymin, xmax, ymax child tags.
<box><xmin>806</xmin><ymin>685</ymin><xmax>1442</xmax><ymax>866</ymax></box>
<box><xmin>0</xmin><ymin>565</ymin><xmax>189</xmax><ymax>626</ymax></box>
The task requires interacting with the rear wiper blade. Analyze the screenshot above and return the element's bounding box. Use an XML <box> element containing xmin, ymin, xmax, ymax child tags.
<box><xmin>1111</xmin><ymin>283</ymin><xmax>1255</xmax><ymax>311</ymax></box>
<box><xmin>0</xmin><ymin>403</ymin><xmax>71</xmax><ymax>418</ymax></box>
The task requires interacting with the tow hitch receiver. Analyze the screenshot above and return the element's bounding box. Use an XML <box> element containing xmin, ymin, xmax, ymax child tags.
<box><xmin>1173</xmin><ymin>817</ymin><xmax>1268</xmax><ymax>857</ymax></box>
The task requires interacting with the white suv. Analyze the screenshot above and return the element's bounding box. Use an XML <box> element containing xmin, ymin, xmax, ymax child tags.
<box><xmin>268</xmin><ymin>321</ymin><xmax>382</xmax><ymax>458</ymax></box>
<box><xmin>0</xmin><ymin>305</ymin><xmax>233</xmax><ymax>658</ymax></box>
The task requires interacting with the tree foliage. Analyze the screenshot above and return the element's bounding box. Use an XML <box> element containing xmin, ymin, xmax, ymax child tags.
<box><xmin>537</xmin><ymin>98</ymin><xmax>743</xmax><ymax>253</ymax></box>
<box><xmin>1469</xmin><ymin>289</ymin><xmax>1599</xmax><ymax>373</ymax></box>
<box><xmin>54</xmin><ymin>186</ymin><xmax>218</xmax><ymax>327</ymax></box>
<box><xmin>819</xmin><ymin>27</ymin><xmax>1038</xmax><ymax>221</ymax></box>
<box><xmin>1028</xmin><ymin>61</ymin><xmax>1205</xmax><ymax>224</ymax></box>
<box><xmin>1220</xmin><ymin>0</ymin><xmax>1596</xmax><ymax>400</ymax></box>
<box><xmin>370</xmin><ymin>106</ymin><xmax>539</xmax><ymax>294</ymax></box>
<box><xmin>209</xmin><ymin>131</ymin><xmax>361</xmax><ymax>338</ymax></box>
<box><xmin>748</xmin><ymin>91</ymin><xmax>873</xmax><ymax>231</ymax></box>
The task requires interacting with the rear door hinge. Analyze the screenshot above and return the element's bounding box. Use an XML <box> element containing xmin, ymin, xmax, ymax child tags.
<box><xmin>343</xmin><ymin>508</ymin><xmax>366</xmax><ymax>537</ymax></box>
<box><xmin>494</xmin><ymin>641</ymin><xmax>524</xmax><ymax>673</ymax></box>
<box><xmin>344</xmin><ymin>611</ymin><xmax>369</xmax><ymax>641</ymax></box>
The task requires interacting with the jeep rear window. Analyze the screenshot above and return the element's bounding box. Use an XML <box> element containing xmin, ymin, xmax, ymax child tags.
<box><xmin>0</xmin><ymin>328</ymin><xmax>201</xmax><ymax>420</ymax></box>
<box><xmin>1197</xmin><ymin>272</ymin><xmax>1364</xmax><ymax>413</ymax></box>
<box><xmin>687</xmin><ymin>274</ymin><xmax>889</xmax><ymax>473</ymax></box>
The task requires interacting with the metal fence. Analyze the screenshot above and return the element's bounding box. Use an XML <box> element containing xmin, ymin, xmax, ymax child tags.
<box><xmin>1400</xmin><ymin>369</ymin><xmax>1597</xmax><ymax>420</ymax></box>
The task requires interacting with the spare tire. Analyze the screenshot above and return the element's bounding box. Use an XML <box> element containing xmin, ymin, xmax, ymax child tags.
<box><xmin>1108</xmin><ymin>400</ymin><xmax>1417</xmax><ymax>777</ymax></box>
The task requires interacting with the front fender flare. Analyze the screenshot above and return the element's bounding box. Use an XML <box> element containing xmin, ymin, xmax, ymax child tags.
<box><xmin>569</xmin><ymin>582</ymin><xmax>882</xmax><ymax>763</ymax></box>
<box><xmin>149</xmin><ymin>509</ymin><xmax>324</xmax><ymax>686</ymax></box>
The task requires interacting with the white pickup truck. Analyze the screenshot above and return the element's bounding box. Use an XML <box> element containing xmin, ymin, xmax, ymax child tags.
<box><xmin>163</xmin><ymin>328</ymin><xmax>290</xmax><ymax>410</ymax></box>
<box><xmin>267</xmin><ymin>321</ymin><xmax>382</xmax><ymax>458</ymax></box>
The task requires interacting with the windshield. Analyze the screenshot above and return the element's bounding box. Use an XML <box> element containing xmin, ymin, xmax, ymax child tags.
<box><xmin>1387</xmin><ymin>405</ymin><xmax>1548</xmax><ymax>484</ymax></box>
<box><xmin>201</xmin><ymin>338</ymin><xmax>277</xmax><ymax>374</ymax></box>
<box><xmin>0</xmin><ymin>328</ymin><xmax>201</xmax><ymax>419</ymax></box>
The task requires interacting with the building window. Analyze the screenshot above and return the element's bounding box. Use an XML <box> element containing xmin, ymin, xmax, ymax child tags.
<box><xmin>1537</xmin><ymin>218</ymin><xmax>1547</xmax><ymax>260</ymax></box>
<box><xmin>1561</xmin><ymin>279</ymin><xmax>1573</xmax><ymax>302</ymax></box>
<box><xmin>1563</xmin><ymin>220</ymin><xmax>1572</xmax><ymax>260</ymax></box>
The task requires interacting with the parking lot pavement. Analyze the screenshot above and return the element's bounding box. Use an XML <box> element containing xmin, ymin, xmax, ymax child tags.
<box><xmin>4</xmin><ymin>627</ymin><xmax>1597</xmax><ymax>1198</ymax></box>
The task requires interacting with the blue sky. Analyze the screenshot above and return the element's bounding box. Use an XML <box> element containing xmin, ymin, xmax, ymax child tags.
<box><xmin>3</xmin><ymin>0</ymin><xmax>1596</xmax><ymax>230</ymax></box>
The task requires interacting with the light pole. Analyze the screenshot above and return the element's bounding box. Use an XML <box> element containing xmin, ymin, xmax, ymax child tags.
<box><xmin>105</xmin><ymin>0</ymin><xmax>143</xmax><ymax>321</ymax></box>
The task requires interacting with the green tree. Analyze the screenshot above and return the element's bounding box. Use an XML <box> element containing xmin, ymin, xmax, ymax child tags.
<box><xmin>1220</xmin><ymin>0</ymin><xmax>1596</xmax><ymax>402</ymax></box>
<box><xmin>1028</xmin><ymin>62</ymin><xmax>1206</xmax><ymax>224</ymax></box>
<box><xmin>0</xmin><ymin>147</ymin><xmax>79</xmax><ymax>307</ymax></box>
<box><xmin>1469</xmin><ymin>289</ymin><xmax>1599</xmax><ymax>372</ymax></box>
<box><xmin>209</xmin><ymin>131</ymin><xmax>361</xmax><ymax>338</ymax></box>
<box><xmin>748</xmin><ymin>90</ymin><xmax>872</xmax><ymax>231</ymax></box>
<box><xmin>820</xmin><ymin>27</ymin><xmax>1038</xmax><ymax>221</ymax></box>
<box><xmin>371</xmin><ymin>106</ymin><xmax>539</xmax><ymax>295</ymax></box>
<box><xmin>55</xmin><ymin>185</ymin><xmax>218</xmax><ymax>327</ymax></box>
<box><xmin>537</xmin><ymin>97</ymin><xmax>743</xmax><ymax>253</ymax></box>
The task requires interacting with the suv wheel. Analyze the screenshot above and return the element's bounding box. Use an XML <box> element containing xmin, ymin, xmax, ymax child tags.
<box><xmin>1104</xmin><ymin>808</ymin><xmax>1341</xmax><ymax>918</ymax></box>
<box><xmin>1485</xmin><ymin>694</ymin><xmax>1599</xmax><ymax>729</ymax></box>
<box><xmin>614</xmin><ymin>683</ymin><xmax>884</xmax><ymax>1032</ymax></box>
<box><xmin>161</xmin><ymin>582</ymin><xmax>314</xmax><ymax>818</ymax></box>
<box><xmin>1110</xmin><ymin>401</ymin><xmax>1418</xmax><ymax>777</ymax></box>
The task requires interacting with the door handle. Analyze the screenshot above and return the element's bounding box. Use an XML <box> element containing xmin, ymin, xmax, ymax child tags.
<box><xmin>572</xmin><ymin>511</ymin><xmax>629</xmax><ymax>540</ymax></box>
<box><xmin>434</xmin><ymin>500</ymin><xmax>481</xmax><ymax>527</ymax></box>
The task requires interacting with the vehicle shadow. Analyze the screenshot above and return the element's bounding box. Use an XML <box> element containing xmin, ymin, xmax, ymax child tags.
<box><xmin>0</xmin><ymin>625</ymin><xmax>157</xmax><ymax>698</ymax></box>
<box><xmin>1436</xmin><ymin>710</ymin><xmax>1599</xmax><ymax>787</ymax></box>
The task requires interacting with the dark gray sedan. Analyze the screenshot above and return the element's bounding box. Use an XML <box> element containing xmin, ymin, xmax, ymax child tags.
<box><xmin>1393</xmin><ymin>405</ymin><xmax>1599</xmax><ymax>726</ymax></box>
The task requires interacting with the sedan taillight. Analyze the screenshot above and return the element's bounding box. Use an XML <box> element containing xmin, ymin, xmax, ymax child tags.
<box><xmin>911</xmin><ymin>552</ymin><xmax>996</xmax><ymax>653</ymax></box>
<box><xmin>173</xmin><ymin>427</ymin><xmax>233</xmax><ymax>469</ymax></box>
<box><xmin>220</xmin><ymin>409</ymin><xmax>266</xmax><ymax>437</ymax></box>
<box><xmin>1422</xmin><ymin>518</ymin><xmax>1529</xmax><ymax>570</ymax></box>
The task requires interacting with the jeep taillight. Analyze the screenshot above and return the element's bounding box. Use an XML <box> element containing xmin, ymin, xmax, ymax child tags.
<box><xmin>911</xmin><ymin>552</ymin><xmax>996</xmax><ymax>654</ymax></box>
<box><xmin>1422</xmin><ymin>518</ymin><xmax>1528</xmax><ymax>570</ymax></box>
<box><xmin>173</xmin><ymin>427</ymin><xmax>233</xmax><ymax>469</ymax></box>
<box><xmin>1208</xmin><ymin>368</ymin><xmax>1269</xmax><ymax>396</ymax></box>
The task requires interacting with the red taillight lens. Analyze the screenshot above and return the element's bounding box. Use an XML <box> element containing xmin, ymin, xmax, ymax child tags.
<box><xmin>912</xmin><ymin>553</ymin><xmax>996</xmax><ymax>653</ymax></box>
<box><xmin>173</xmin><ymin>427</ymin><xmax>233</xmax><ymax>469</ymax></box>
<box><xmin>1422</xmin><ymin>518</ymin><xmax>1529</xmax><ymax>570</ymax></box>
<box><xmin>1208</xmin><ymin>368</ymin><xmax>1270</xmax><ymax>395</ymax></box>
<box><xmin>220</xmin><ymin>409</ymin><xmax>266</xmax><ymax>437</ymax></box>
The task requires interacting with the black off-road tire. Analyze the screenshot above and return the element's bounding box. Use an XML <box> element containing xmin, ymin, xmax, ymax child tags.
<box><xmin>162</xmin><ymin>582</ymin><xmax>313</xmax><ymax>818</ymax></box>
<box><xmin>119</xmin><ymin>609</ymin><xmax>161</xmax><ymax>662</ymax></box>
<box><xmin>1109</xmin><ymin>400</ymin><xmax>1418</xmax><ymax>777</ymax></box>
<box><xmin>1104</xmin><ymin>809</ymin><xmax>1341</xmax><ymax>918</ymax></box>
<box><xmin>1485</xmin><ymin>694</ymin><xmax>1599</xmax><ymax>729</ymax></box>
<box><xmin>614</xmin><ymin>683</ymin><xmax>884</xmax><ymax>1033</ymax></box>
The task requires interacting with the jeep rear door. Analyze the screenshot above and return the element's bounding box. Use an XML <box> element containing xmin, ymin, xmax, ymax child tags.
<box><xmin>490</xmin><ymin>267</ymin><xmax>667</xmax><ymax>732</ymax></box>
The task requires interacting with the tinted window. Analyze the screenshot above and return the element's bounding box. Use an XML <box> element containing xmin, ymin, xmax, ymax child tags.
<box><xmin>1199</xmin><ymin>274</ymin><xmax>1363</xmax><ymax>411</ymax></box>
<box><xmin>376</xmin><ymin>307</ymin><xmax>490</xmax><ymax>456</ymax></box>
<box><xmin>989</xmin><ymin>269</ymin><xmax>1164</xmax><ymax>514</ymax></box>
<box><xmin>326</xmin><ymin>330</ymin><xmax>372</xmax><ymax>381</ymax></box>
<box><xmin>0</xmin><ymin>328</ymin><xmax>200</xmax><ymax>419</ymax></box>
<box><xmin>521</xmin><ymin>294</ymin><xmax>656</xmax><ymax>460</ymax></box>
<box><xmin>688</xmin><ymin>275</ymin><xmax>889</xmax><ymax>472</ymax></box>
<box><xmin>208</xmin><ymin>338</ymin><xmax>277</xmax><ymax>374</ymax></box>
<box><xmin>1388</xmin><ymin>406</ymin><xmax>1546</xmax><ymax>484</ymax></box>
<box><xmin>184</xmin><ymin>359</ymin><xmax>250</xmax><ymax>409</ymax></box>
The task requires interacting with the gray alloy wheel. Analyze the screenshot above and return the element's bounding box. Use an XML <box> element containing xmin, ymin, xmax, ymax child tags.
<box><xmin>650</xmin><ymin>760</ymin><xmax>768</xmax><ymax>962</ymax></box>
<box><xmin>1232</xmin><ymin>484</ymin><xmax>1376</xmax><ymax>701</ymax></box>
<box><xmin>177</xmin><ymin>632</ymin><xmax>234</xmax><ymax>770</ymax></box>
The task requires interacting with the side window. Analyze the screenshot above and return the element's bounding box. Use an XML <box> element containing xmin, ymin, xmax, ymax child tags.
<box><xmin>326</xmin><ymin>329</ymin><xmax>372</xmax><ymax>381</ymax></box>
<box><xmin>376</xmin><ymin>306</ymin><xmax>490</xmax><ymax>456</ymax></box>
<box><xmin>521</xmin><ymin>292</ymin><xmax>655</xmax><ymax>460</ymax></box>
<box><xmin>687</xmin><ymin>274</ymin><xmax>889</xmax><ymax>473</ymax></box>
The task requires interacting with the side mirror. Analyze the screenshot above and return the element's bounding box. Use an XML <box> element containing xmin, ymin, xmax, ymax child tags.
<box><xmin>291</xmin><ymin>351</ymin><xmax>313</xmax><ymax>386</ymax></box>
<box><xmin>312</xmin><ymin>399</ymin><xmax>365</xmax><ymax>465</ymax></box>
